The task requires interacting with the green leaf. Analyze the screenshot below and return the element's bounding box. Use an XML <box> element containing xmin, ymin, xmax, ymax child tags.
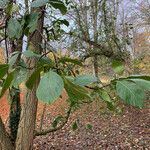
<box><xmin>36</xmin><ymin>71</ymin><xmax>64</xmax><ymax>103</ymax></box>
<box><xmin>31</xmin><ymin>0</ymin><xmax>48</xmax><ymax>7</ymax></box>
<box><xmin>72</xmin><ymin>121</ymin><xmax>78</xmax><ymax>131</ymax></box>
<box><xmin>11</xmin><ymin>4</ymin><xmax>19</xmax><ymax>14</ymax></box>
<box><xmin>116</xmin><ymin>80</ymin><xmax>145</xmax><ymax>108</ymax></box>
<box><xmin>24</xmin><ymin>12</ymin><xmax>39</xmax><ymax>33</ymax></box>
<box><xmin>112</xmin><ymin>60</ymin><xmax>124</xmax><ymax>75</ymax></box>
<box><xmin>99</xmin><ymin>89</ymin><xmax>112</xmax><ymax>102</ymax></box>
<box><xmin>65</xmin><ymin>76</ymin><xmax>74</xmax><ymax>82</ymax></box>
<box><xmin>0</xmin><ymin>64</ymin><xmax>9</xmax><ymax>79</ymax></box>
<box><xmin>38</xmin><ymin>57</ymin><xmax>53</xmax><ymax>67</ymax></box>
<box><xmin>129</xmin><ymin>79</ymin><xmax>150</xmax><ymax>91</ymax></box>
<box><xmin>29</xmin><ymin>13</ymin><xmax>39</xmax><ymax>32</ymax></box>
<box><xmin>9</xmin><ymin>51</ymin><xmax>20</xmax><ymax>67</ymax></box>
<box><xmin>86</xmin><ymin>123</ymin><xmax>93</xmax><ymax>130</ymax></box>
<box><xmin>49</xmin><ymin>0</ymin><xmax>67</xmax><ymax>15</ymax></box>
<box><xmin>59</xmin><ymin>57</ymin><xmax>83</xmax><ymax>66</ymax></box>
<box><xmin>112</xmin><ymin>75</ymin><xmax>150</xmax><ymax>85</ymax></box>
<box><xmin>23</xmin><ymin>50</ymin><xmax>40</xmax><ymax>58</ymax></box>
<box><xmin>52</xmin><ymin>115</ymin><xmax>63</xmax><ymax>128</ymax></box>
<box><xmin>0</xmin><ymin>71</ymin><xmax>14</xmax><ymax>98</ymax></box>
<box><xmin>128</xmin><ymin>75</ymin><xmax>150</xmax><ymax>81</ymax></box>
<box><xmin>59</xmin><ymin>19</ymin><xmax>69</xmax><ymax>27</ymax></box>
<box><xmin>73</xmin><ymin>75</ymin><xmax>97</xmax><ymax>86</ymax></box>
<box><xmin>26</xmin><ymin>67</ymin><xmax>43</xmax><ymax>90</ymax></box>
<box><xmin>64</xmin><ymin>78</ymin><xmax>90</xmax><ymax>102</ymax></box>
<box><xmin>53</xmin><ymin>19</ymin><xmax>69</xmax><ymax>27</ymax></box>
<box><xmin>98</xmin><ymin>89</ymin><xmax>115</xmax><ymax>111</ymax></box>
<box><xmin>7</xmin><ymin>18</ymin><xmax>22</xmax><ymax>39</ymax></box>
<box><xmin>12</xmin><ymin>69</ymin><xmax>27</xmax><ymax>88</ymax></box>
<box><xmin>6</xmin><ymin>3</ymin><xmax>13</xmax><ymax>15</ymax></box>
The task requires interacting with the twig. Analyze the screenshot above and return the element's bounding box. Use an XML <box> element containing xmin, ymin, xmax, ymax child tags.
<box><xmin>4</xmin><ymin>19</ymin><xmax>9</xmax><ymax>63</ymax></box>
<box><xmin>0</xmin><ymin>38</ymin><xmax>5</xmax><ymax>43</ymax></box>
<box><xmin>39</xmin><ymin>104</ymin><xmax>47</xmax><ymax>131</ymax></box>
<box><xmin>35</xmin><ymin>106</ymin><xmax>72</xmax><ymax>136</ymax></box>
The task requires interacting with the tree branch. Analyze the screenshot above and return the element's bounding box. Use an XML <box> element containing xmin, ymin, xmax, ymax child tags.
<box><xmin>39</xmin><ymin>104</ymin><xmax>47</xmax><ymax>131</ymax></box>
<box><xmin>66</xmin><ymin>32</ymin><xmax>126</xmax><ymax>61</ymax></box>
<box><xmin>35</xmin><ymin>106</ymin><xmax>72</xmax><ymax>136</ymax></box>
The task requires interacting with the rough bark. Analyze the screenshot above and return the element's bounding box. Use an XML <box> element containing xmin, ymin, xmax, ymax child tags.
<box><xmin>0</xmin><ymin>117</ymin><xmax>14</xmax><ymax>150</ymax></box>
<box><xmin>15</xmin><ymin>75</ymin><xmax>39</xmax><ymax>150</ymax></box>
<box><xmin>15</xmin><ymin>6</ymin><xmax>45</xmax><ymax>150</ymax></box>
<box><xmin>9</xmin><ymin>36</ymin><xmax>23</xmax><ymax>143</ymax></box>
<box><xmin>9</xmin><ymin>88</ymin><xmax>21</xmax><ymax>143</ymax></box>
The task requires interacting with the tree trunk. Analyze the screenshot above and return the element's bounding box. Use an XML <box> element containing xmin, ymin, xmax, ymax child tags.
<box><xmin>15</xmin><ymin>75</ymin><xmax>39</xmax><ymax>150</ymax></box>
<box><xmin>93</xmin><ymin>55</ymin><xmax>99</xmax><ymax>78</ymax></box>
<box><xmin>0</xmin><ymin>117</ymin><xmax>14</xmax><ymax>150</ymax></box>
<box><xmin>15</xmin><ymin>6</ymin><xmax>45</xmax><ymax>150</ymax></box>
<box><xmin>91</xmin><ymin>0</ymin><xmax>101</xmax><ymax>108</ymax></box>
<box><xmin>92</xmin><ymin>0</ymin><xmax>99</xmax><ymax>78</ymax></box>
<box><xmin>9</xmin><ymin>37</ymin><xmax>23</xmax><ymax>143</ymax></box>
<box><xmin>9</xmin><ymin>88</ymin><xmax>21</xmax><ymax>143</ymax></box>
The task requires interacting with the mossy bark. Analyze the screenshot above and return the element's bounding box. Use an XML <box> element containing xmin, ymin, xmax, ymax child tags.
<box><xmin>9</xmin><ymin>88</ymin><xmax>21</xmax><ymax>143</ymax></box>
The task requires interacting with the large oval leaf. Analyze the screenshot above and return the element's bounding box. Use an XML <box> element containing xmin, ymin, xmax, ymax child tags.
<box><xmin>7</xmin><ymin>18</ymin><xmax>22</xmax><ymax>39</ymax></box>
<box><xmin>129</xmin><ymin>79</ymin><xmax>150</xmax><ymax>91</ymax></box>
<box><xmin>36</xmin><ymin>71</ymin><xmax>64</xmax><ymax>103</ymax></box>
<box><xmin>116</xmin><ymin>80</ymin><xmax>145</xmax><ymax>108</ymax></box>
<box><xmin>73</xmin><ymin>75</ymin><xmax>97</xmax><ymax>86</ymax></box>
<box><xmin>64</xmin><ymin>78</ymin><xmax>91</xmax><ymax>102</ymax></box>
<box><xmin>12</xmin><ymin>69</ymin><xmax>27</xmax><ymax>88</ymax></box>
<box><xmin>128</xmin><ymin>75</ymin><xmax>150</xmax><ymax>81</ymax></box>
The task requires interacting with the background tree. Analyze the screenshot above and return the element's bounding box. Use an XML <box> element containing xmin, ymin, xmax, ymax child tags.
<box><xmin>64</xmin><ymin>0</ymin><xmax>131</xmax><ymax>78</ymax></box>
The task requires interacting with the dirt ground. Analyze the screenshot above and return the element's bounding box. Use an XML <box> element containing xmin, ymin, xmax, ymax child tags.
<box><xmin>0</xmin><ymin>92</ymin><xmax>150</xmax><ymax>150</ymax></box>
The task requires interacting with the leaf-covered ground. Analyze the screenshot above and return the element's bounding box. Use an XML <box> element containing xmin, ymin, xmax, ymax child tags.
<box><xmin>34</xmin><ymin>93</ymin><xmax>150</xmax><ymax>150</ymax></box>
<box><xmin>0</xmin><ymin>92</ymin><xmax>150</xmax><ymax>150</ymax></box>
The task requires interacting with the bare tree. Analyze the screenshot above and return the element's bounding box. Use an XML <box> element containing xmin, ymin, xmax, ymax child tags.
<box><xmin>68</xmin><ymin>0</ymin><xmax>128</xmax><ymax>78</ymax></box>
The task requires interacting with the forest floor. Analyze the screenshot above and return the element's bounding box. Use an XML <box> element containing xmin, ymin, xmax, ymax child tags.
<box><xmin>0</xmin><ymin>92</ymin><xmax>150</xmax><ymax>150</ymax></box>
